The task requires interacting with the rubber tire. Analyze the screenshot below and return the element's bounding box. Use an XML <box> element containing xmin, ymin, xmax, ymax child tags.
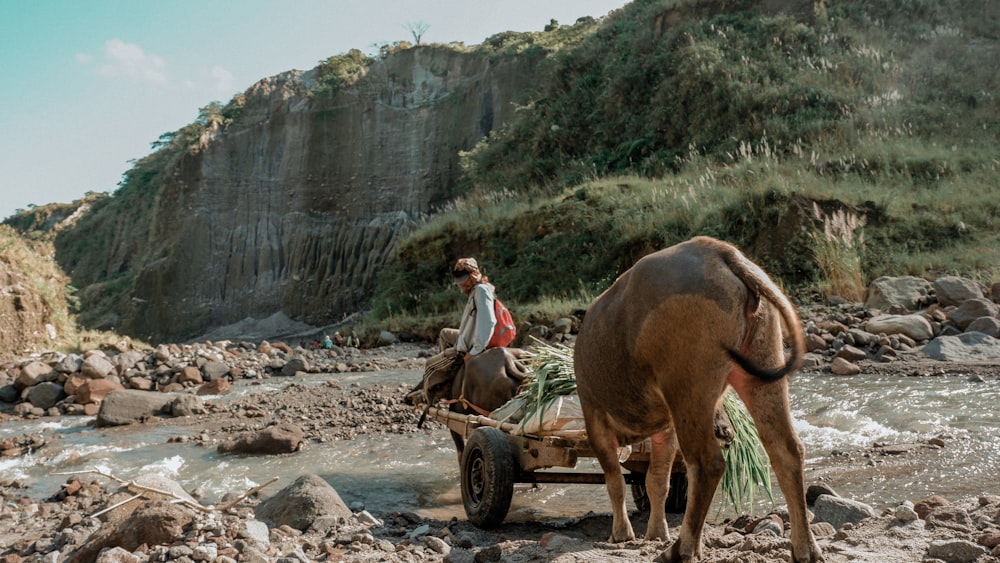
<box><xmin>631</xmin><ymin>472</ymin><xmax>687</xmax><ymax>514</ymax></box>
<box><xmin>460</xmin><ymin>427</ymin><xmax>516</xmax><ymax>527</ymax></box>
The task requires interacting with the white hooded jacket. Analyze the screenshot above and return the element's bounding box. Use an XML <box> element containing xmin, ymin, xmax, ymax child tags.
<box><xmin>455</xmin><ymin>282</ymin><xmax>497</xmax><ymax>356</ymax></box>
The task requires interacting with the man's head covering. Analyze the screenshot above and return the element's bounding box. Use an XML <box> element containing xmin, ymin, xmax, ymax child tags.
<box><xmin>452</xmin><ymin>257</ymin><xmax>480</xmax><ymax>285</ymax></box>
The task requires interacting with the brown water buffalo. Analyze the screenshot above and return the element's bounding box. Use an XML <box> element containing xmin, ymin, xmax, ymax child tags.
<box><xmin>407</xmin><ymin>347</ymin><xmax>528</xmax><ymax>458</ymax></box>
<box><xmin>574</xmin><ymin>236</ymin><xmax>823</xmax><ymax>563</ymax></box>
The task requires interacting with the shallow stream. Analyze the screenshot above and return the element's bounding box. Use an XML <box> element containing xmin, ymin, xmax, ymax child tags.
<box><xmin>2</xmin><ymin>369</ymin><xmax>997</xmax><ymax>522</ymax></box>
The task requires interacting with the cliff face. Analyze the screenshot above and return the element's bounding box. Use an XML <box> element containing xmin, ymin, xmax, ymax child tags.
<box><xmin>103</xmin><ymin>47</ymin><xmax>542</xmax><ymax>342</ymax></box>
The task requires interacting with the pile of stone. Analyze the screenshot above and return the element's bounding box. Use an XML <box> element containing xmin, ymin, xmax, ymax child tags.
<box><xmin>0</xmin><ymin>339</ymin><xmax>425</xmax><ymax>423</ymax></box>
<box><xmin>797</xmin><ymin>275</ymin><xmax>1000</xmax><ymax>375</ymax></box>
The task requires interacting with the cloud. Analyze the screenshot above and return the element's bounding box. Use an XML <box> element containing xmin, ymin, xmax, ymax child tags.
<box><xmin>74</xmin><ymin>53</ymin><xmax>93</xmax><ymax>65</ymax></box>
<box><xmin>98</xmin><ymin>38</ymin><xmax>167</xmax><ymax>83</ymax></box>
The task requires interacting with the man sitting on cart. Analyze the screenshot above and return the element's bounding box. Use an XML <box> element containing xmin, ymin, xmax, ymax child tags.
<box><xmin>423</xmin><ymin>257</ymin><xmax>513</xmax><ymax>392</ymax></box>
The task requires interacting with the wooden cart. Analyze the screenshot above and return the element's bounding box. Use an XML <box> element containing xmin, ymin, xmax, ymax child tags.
<box><xmin>419</xmin><ymin>404</ymin><xmax>686</xmax><ymax>527</ymax></box>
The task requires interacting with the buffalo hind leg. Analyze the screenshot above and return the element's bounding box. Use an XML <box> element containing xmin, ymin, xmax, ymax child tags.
<box><xmin>586</xmin><ymin>411</ymin><xmax>636</xmax><ymax>542</ymax></box>
<box><xmin>644</xmin><ymin>428</ymin><xmax>678</xmax><ymax>541</ymax></box>
<box><xmin>736</xmin><ymin>380</ymin><xmax>824</xmax><ymax>563</ymax></box>
<box><xmin>661</xmin><ymin>410</ymin><xmax>725</xmax><ymax>562</ymax></box>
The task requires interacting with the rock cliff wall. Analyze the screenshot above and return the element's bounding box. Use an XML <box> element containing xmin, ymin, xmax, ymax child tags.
<box><xmin>119</xmin><ymin>46</ymin><xmax>541</xmax><ymax>342</ymax></box>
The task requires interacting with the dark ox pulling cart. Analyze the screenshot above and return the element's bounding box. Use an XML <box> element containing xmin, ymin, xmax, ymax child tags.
<box><xmin>415</xmin><ymin>403</ymin><xmax>686</xmax><ymax>527</ymax></box>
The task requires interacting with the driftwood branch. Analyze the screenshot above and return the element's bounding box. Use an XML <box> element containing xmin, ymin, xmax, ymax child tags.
<box><xmin>216</xmin><ymin>476</ymin><xmax>279</xmax><ymax>512</ymax></box>
<box><xmin>51</xmin><ymin>468</ymin><xmax>279</xmax><ymax>515</ymax></box>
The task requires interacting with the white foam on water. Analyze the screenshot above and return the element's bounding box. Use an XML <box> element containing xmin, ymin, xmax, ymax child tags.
<box><xmin>139</xmin><ymin>455</ymin><xmax>186</xmax><ymax>477</ymax></box>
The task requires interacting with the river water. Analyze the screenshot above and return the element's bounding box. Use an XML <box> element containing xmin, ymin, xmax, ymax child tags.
<box><xmin>2</xmin><ymin>369</ymin><xmax>997</xmax><ymax>522</ymax></box>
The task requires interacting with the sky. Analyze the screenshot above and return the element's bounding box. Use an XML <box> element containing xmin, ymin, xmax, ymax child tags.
<box><xmin>0</xmin><ymin>0</ymin><xmax>628</xmax><ymax>222</ymax></box>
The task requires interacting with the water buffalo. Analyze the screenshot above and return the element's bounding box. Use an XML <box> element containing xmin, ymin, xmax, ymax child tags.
<box><xmin>574</xmin><ymin>236</ymin><xmax>823</xmax><ymax>563</ymax></box>
<box><xmin>407</xmin><ymin>347</ymin><xmax>528</xmax><ymax>458</ymax></box>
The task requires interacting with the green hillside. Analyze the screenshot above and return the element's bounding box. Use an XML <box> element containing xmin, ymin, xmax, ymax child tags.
<box><xmin>5</xmin><ymin>0</ymin><xmax>998</xmax><ymax>345</ymax></box>
<box><xmin>371</xmin><ymin>0</ymin><xmax>1000</xmax><ymax>338</ymax></box>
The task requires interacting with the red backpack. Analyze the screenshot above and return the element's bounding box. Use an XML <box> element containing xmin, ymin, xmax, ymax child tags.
<box><xmin>488</xmin><ymin>297</ymin><xmax>516</xmax><ymax>348</ymax></box>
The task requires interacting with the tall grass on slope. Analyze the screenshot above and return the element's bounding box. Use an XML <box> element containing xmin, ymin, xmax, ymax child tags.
<box><xmin>517</xmin><ymin>340</ymin><xmax>773</xmax><ymax>512</ymax></box>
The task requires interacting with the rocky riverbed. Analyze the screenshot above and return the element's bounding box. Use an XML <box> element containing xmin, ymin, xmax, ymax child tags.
<box><xmin>3</xmin><ymin>274</ymin><xmax>1000</xmax><ymax>561</ymax></box>
<box><xmin>1</xmin><ymin>343</ymin><xmax>999</xmax><ymax>562</ymax></box>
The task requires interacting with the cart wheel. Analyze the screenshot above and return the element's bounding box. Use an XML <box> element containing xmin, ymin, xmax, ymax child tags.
<box><xmin>631</xmin><ymin>472</ymin><xmax>687</xmax><ymax>514</ymax></box>
<box><xmin>460</xmin><ymin>427</ymin><xmax>516</xmax><ymax>527</ymax></box>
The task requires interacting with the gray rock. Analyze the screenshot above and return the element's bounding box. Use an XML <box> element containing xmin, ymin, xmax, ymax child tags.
<box><xmin>379</xmin><ymin>330</ymin><xmax>399</xmax><ymax>345</ymax></box>
<box><xmin>812</xmin><ymin>494</ymin><xmax>876</xmax><ymax>529</ymax></box>
<box><xmin>254</xmin><ymin>473</ymin><xmax>352</xmax><ymax>531</ymax></box>
<box><xmin>806</xmin><ymin>484</ymin><xmax>839</xmax><ymax>505</ymax></box>
<box><xmin>202</xmin><ymin>360</ymin><xmax>230</xmax><ymax>381</ymax></box>
<box><xmin>170</xmin><ymin>394</ymin><xmax>207</xmax><ymax>417</ymax></box>
<box><xmin>552</xmin><ymin>318</ymin><xmax>574</xmax><ymax>334</ymax></box>
<box><xmin>847</xmin><ymin>328</ymin><xmax>873</xmax><ymax>347</ymax></box>
<box><xmin>16</xmin><ymin>361</ymin><xmax>55</xmax><ymax>388</ymax></box>
<box><xmin>114</xmin><ymin>350</ymin><xmax>147</xmax><ymax>374</ymax></box>
<box><xmin>95</xmin><ymin>547</ymin><xmax>142</xmax><ymax>563</ymax></box>
<box><xmin>280</xmin><ymin>356</ymin><xmax>309</xmax><ymax>377</ymax></box>
<box><xmin>238</xmin><ymin>520</ymin><xmax>270</xmax><ymax>547</ymax></box>
<box><xmin>830</xmin><ymin>357</ymin><xmax>861</xmax><ymax>376</ymax></box>
<box><xmin>932</xmin><ymin>276</ymin><xmax>983</xmax><ymax>307</ymax></box>
<box><xmin>0</xmin><ymin>384</ymin><xmax>18</xmax><ymax>403</ymax></box>
<box><xmin>923</xmin><ymin>332</ymin><xmax>1000</xmax><ymax>362</ymax></box>
<box><xmin>964</xmin><ymin>316</ymin><xmax>1000</xmax><ymax>337</ymax></box>
<box><xmin>424</xmin><ymin>535</ymin><xmax>451</xmax><ymax>555</ymax></box>
<box><xmin>835</xmin><ymin>344</ymin><xmax>868</xmax><ymax>362</ymax></box>
<box><xmin>25</xmin><ymin>381</ymin><xmax>66</xmax><ymax>410</ymax></box>
<box><xmin>217</xmin><ymin>423</ymin><xmax>305</xmax><ymax>455</ymax></box>
<box><xmin>948</xmin><ymin>298</ymin><xmax>1000</xmax><ymax>331</ymax></box>
<box><xmin>894</xmin><ymin>501</ymin><xmax>919</xmax><ymax>522</ymax></box>
<box><xmin>926</xmin><ymin>539</ymin><xmax>987</xmax><ymax>563</ymax></box>
<box><xmin>55</xmin><ymin>354</ymin><xmax>83</xmax><ymax>374</ymax></box>
<box><xmin>864</xmin><ymin>276</ymin><xmax>931</xmax><ymax>311</ymax></box>
<box><xmin>96</xmin><ymin>389</ymin><xmax>174</xmax><ymax>426</ymax></box>
<box><xmin>865</xmin><ymin>314</ymin><xmax>933</xmax><ymax>341</ymax></box>
<box><xmin>81</xmin><ymin>353</ymin><xmax>115</xmax><ymax>379</ymax></box>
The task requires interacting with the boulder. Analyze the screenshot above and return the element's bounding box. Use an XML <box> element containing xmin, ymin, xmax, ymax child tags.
<box><xmin>16</xmin><ymin>361</ymin><xmax>55</xmax><ymax>388</ymax></box>
<box><xmin>25</xmin><ymin>381</ymin><xmax>66</xmax><ymax>410</ymax></box>
<box><xmin>865</xmin><ymin>314</ymin><xmax>933</xmax><ymax>341</ymax></box>
<box><xmin>933</xmin><ymin>276</ymin><xmax>983</xmax><ymax>307</ymax></box>
<box><xmin>177</xmin><ymin>366</ymin><xmax>203</xmax><ymax>385</ymax></box>
<box><xmin>926</xmin><ymin>539</ymin><xmax>988</xmax><ymax>563</ymax></box>
<box><xmin>830</xmin><ymin>357</ymin><xmax>861</xmax><ymax>375</ymax></box>
<box><xmin>948</xmin><ymin>298</ymin><xmax>1000</xmax><ymax>331</ymax></box>
<box><xmin>280</xmin><ymin>356</ymin><xmax>310</xmax><ymax>377</ymax></box>
<box><xmin>835</xmin><ymin>344</ymin><xmax>868</xmax><ymax>362</ymax></box>
<box><xmin>81</xmin><ymin>353</ymin><xmax>115</xmax><ymax>379</ymax></box>
<box><xmin>254</xmin><ymin>473</ymin><xmax>352</xmax><ymax>531</ymax></box>
<box><xmin>170</xmin><ymin>394</ymin><xmax>207</xmax><ymax>417</ymax></box>
<box><xmin>68</xmin><ymin>500</ymin><xmax>194</xmax><ymax>563</ymax></box>
<box><xmin>202</xmin><ymin>360</ymin><xmax>230</xmax><ymax>381</ymax></box>
<box><xmin>378</xmin><ymin>330</ymin><xmax>399</xmax><ymax>345</ymax></box>
<box><xmin>114</xmin><ymin>350</ymin><xmax>147</xmax><ymax>375</ymax></box>
<box><xmin>96</xmin><ymin>390</ymin><xmax>174</xmax><ymax>426</ymax></box>
<box><xmin>0</xmin><ymin>384</ymin><xmax>18</xmax><ymax>403</ymax></box>
<box><xmin>217</xmin><ymin>423</ymin><xmax>305</xmax><ymax>455</ymax></box>
<box><xmin>77</xmin><ymin>378</ymin><xmax>125</xmax><ymax>404</ymax></box>
<box><xmin>864</xmin><ymin>276</ymin><xmax>931</xmax><ymax>311</ymax></box>
<box><xmin>812</xmin><ymin>494</ymin><xmax>876</xmax><ymax>530</ymax></box>
<box><xmin>965</xmin><ymin>317</ymin><xmax>1000</xmax><ymax>338</ymax></box>
<box><xmin>63</xmin><ymin>373</ymin><xmax>87</xmax><ymax>396</ymax></box>
<box><xmin>55</xmin><ymin>354</ymin><xmax>83</xmax><ymax>374</ymax></box>
<box><xmin>923</xmin><ymin>333</ymin><xmax>1000</xmax><ymax>362</ymax></box>
<box><xmin>197</xmin><ymin>378</ymin><xmax>231</xmax><ymax>396</ymax></box>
